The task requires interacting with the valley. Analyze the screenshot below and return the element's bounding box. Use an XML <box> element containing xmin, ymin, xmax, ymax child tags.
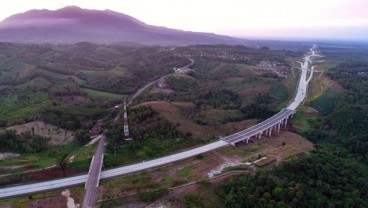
<box><xmin>1</xmin><ymin>1</ymin><xmax>368</xmax><ymax>207</ymax></box>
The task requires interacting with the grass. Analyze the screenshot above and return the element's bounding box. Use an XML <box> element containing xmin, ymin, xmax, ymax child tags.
<box><xmin>0</xmin><ymin>143</ymin><xmax>82</xmax><ymax>175</ymax></box>
<box><xmin>0</xmin><ymin>56</ymin><xmax>29</xmax><ymax>71</ymax></box>
<box><xmin>0</xmin><ymin>152</ymin><xmax>56</xmax><ymax>171</ymax></box>
<box><xmin>71</xmin><ymin>142</ymin><xmax>98</xmax><ymax>162</ymax></box>
<box><xmin>81</xmin><ymin>87</ymin><xmax>125</xmax><ymax>100</ymax></box>
<box><xmin>243</xmin><ymin>145</ymin><xmax>262</xmax><ymax>154</ymax></box>
<box><xmin>163</xmin><ymin>176</ymin><xmax>174</xmax><ymax>186</ymax></box>
<box><xmin>218</xmin><ymin>144</ymin><xmax>263</xmax><ymax>157</ymax></box>
<box><xmin>176</xmin><ymin>165</ymin><xmax>195</xmax><ymax>177</ymax></box>
<box><xmin>104</xmin><ymin>137</ymin><xmax>202</xmax><ymax>168</ymax></box>
<box><xmin>102</xmin><ymin>172</ymin><xmax>160</xmax><ymax>192</ymax></box>
<box><xmin>291</xmin><ymin>109</ymin><xmax>316</xmax><ymax>133</ymax></box>
<box><xmin>66</xmin><ymin>142</ymin><xmax>99</xmax><ymax>170</ymax></box>
<box><xmin>223</xmin><ymin>77</ymin><xmax>247</xmax><ymax>93</ymax></box>
<box><xmin>0</xmin><ymin>190</ymin><xmax>58</xmax><ymax>207</ymax></box>
<box><xmin>80</xmin><ymin>66</ymin><xmax>126</xmax><ymax>77</ymax></box>
<box><xmin>109</xmin><ymin>67</ymin><xmax>127</xmax><ymax>76</ymax></box>
<box><xmin>310</xmin><ymin>90</ymin><xmax>341</xmax><ymax>116</ymax></box>
<box><xmin>268</xmin><ymin>80</ymin><xmax>289</xmax><ymax>102</ymax></box>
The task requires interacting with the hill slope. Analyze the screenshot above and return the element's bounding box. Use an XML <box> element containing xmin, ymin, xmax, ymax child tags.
<box><xmin>0</xmin><ymin>6</ymin><xmax>244</xmax><ymax>45</ymax></box>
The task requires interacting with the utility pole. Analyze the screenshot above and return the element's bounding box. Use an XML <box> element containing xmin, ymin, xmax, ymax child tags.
<box><xmin>123</xmin><ymin>100</ymin><xmax>132</xmax><ymax>140</ymax></box>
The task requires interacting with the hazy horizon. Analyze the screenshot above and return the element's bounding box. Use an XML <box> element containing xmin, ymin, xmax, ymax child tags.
<box><xmin>1</xmin><ymin>0</ymin><xmax>367</xmax><ymax>42</ymax></box>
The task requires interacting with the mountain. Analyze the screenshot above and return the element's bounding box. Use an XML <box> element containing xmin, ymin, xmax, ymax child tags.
<box><xmin>0</xmin><ymin>6</ymin><xmax>244</xmax><ymax>45</ymax></box>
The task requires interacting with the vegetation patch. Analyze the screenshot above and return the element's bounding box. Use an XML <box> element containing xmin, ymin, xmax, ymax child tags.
<box><xmin>81</xmin><ymin>87</ymin><xmax>125</xmax><ymax>100</ymax></box>
<box><xmin>310</xmin><ymin>90</ymin><xmax>341</xmax><ymax>116</ymax></box>
<box><xmin>176</xmin><ymin>165</ymin><xmax>195</xmax><ymax>177</ymax></box>
<box><xmin>166</xmin><ymin>74</ymin><xmax>198</xmax><ymax>92</ymax></box>
<box><xmin>268</xmin><ymin>80</ymin><xmax>289</xmax><ymax>101</ymax></box>
<box><xmin>138</xmin><ymin>188</ymin><xmax>168</xmax><ymax>202</ymax></box>
<box><xmin>0</xmin><ymin>92</ymin><xmax>51</xmax><ymax>126</ymax></box>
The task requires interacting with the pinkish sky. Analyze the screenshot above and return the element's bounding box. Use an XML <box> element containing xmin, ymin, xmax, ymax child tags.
<box><xmin>1</xmin><ymin>0</ymin><xmax>367</xmax><ymax>40</ymax></box>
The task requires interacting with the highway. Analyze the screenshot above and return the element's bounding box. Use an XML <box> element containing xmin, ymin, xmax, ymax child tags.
<box><xmin>0</xmin><ymin>46</ymin><xmax>318</xmax><ymax>200</ymax></box>
<box><xmin>224</xmin><ymin>109</ymin><xmax>293</xmax><ymax>144</ymax></box>
<box><xmin>0</xmin><ymin>141</ymin><xmax>227</xmax><ymax>199</ymax></box>
<box><xmin>287</xmin><ymin>45</ymin><xmax>317</xmax><ymax>110</ymax></box>
<box><xmin>224</xmin><ymin>44</ymin><xmax>318</xmax><ymax>145</ymax></box>
<box><xmin>81</xmin><ymin>134</ymin><xmax>106</xmax><ymax>208</ymax></box>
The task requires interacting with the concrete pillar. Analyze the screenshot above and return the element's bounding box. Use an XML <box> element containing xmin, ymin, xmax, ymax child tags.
<box><xmin>246</xmin><ymin>138</ymin><xmax>249</xmax><ymax>144</ymax></box>
<box><xmin>277</xmin><ymin>123</ymin><xmax>281</xmax><ymax>133</ymax></box>
<box><xmin>268</xmin><ymin>128</ymin><xmax>272</xmax><ymax>137</ymax></box>
<box><xmin>284</xmin><ymin>118</ymin><xmax>288</xmax><ymax>127</ymax></box>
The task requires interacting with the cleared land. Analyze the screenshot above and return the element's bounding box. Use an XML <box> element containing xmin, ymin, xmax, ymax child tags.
<box><xmin>8</xmin><ymin>121</ymin><xmax>74</xmax><ymax>145</ymax></box>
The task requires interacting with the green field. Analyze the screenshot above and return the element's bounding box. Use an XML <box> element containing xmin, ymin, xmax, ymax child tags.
<box><xmin>176</xmin><ymin>165</ymin><xmax>195</xmax><ymax>177</ymax></box>
<box><xmin>291</xmin><ymin>109</ymin><xmax>317</xmax><ymax>133</ymax></box>
<box><xmin>0</xmin><ymin>152</ymin><xmax>56</xmax><ymax>171</ymax></box>
<box><xmin>268</xmin><ymin>79</ymin><xmax>289</xmax><ymax>102</ymax></box>
<box><xmin>310</xmin><ymin>90</ymin><xmax>341</xmax><ymax>116</ymax></box>
<box><xmin>0</xmin><ymin>92</ymin><xmax>51</xmax><ymax>125</ymax></box>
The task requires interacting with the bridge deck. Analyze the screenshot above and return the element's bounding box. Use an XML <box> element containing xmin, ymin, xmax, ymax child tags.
<box><xmin>81</xmin><ymin>135</ymin><xmax>106</xmax><ymax>208</ymax></box>
<box><xmin>224</xmin><ymin>109</ymin><xmax>294</xmax><ymax>144</ymax></box>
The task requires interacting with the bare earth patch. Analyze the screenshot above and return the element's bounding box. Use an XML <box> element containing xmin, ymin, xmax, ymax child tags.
<box><xmin>305</xmin><ymin>107</ymin><xmax>319</xmax><ymax>116</ymax></box>
<box><xmin>0</xmin><ymin>152</ymin><xmax>20</xmax><ymax>161</ymax></box>
<box><xmin>27</xmin><ymin>193</ymin><xmax>67</xmax><ymax>208</ymax></box>
<box><xmin>8</xmin><ymin>121</ymin><xmax>74</xmax><ymax>145</ymax></box>
<box><xmin>61</xmin><ymin>189</ymin><xmax>79</xmax><ymax>208</ymax></box>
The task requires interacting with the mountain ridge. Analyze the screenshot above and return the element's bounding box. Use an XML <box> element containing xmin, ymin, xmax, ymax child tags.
<box><xmin>0</xmin><ymin>6</ymin><xmax>245</xmax><ymax>45</ymax></box>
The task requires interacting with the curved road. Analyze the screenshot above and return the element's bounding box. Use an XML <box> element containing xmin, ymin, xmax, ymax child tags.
<box><xmin>127</xmin><ymin>58</ymin><xmax>194</xmax><ymax>106</ymax></box>
<box><xmin>0</xmin><ymin>47</ymin><xmax>318</xmax><ymax>199</ymax></box>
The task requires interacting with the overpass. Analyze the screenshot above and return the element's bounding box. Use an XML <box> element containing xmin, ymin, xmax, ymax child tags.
<box><xmin>0</xmin><ymin>46</ymin><xmax>319</xmax><ymax>200</ymax></box>
<box><xmin>81</xmin><ymin>134</ymin><xmax>106</xmax><ymax>208</ymax></box>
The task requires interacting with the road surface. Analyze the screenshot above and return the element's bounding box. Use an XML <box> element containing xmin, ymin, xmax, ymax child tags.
<box><xmin>0</xmin><ymin>141</ymin><xmax>227</xmax><ymax>199</ymax></box>
<box><xmin>81</xmin><ymin>134</ymin><xmax>106</xmax><ymax>208</ymax></box>
<box><xmin>224</xmin><ymin>109</ymin><xmax>293</xmax><ymax>144</ymax></box>
<box><xmin>0</xmin><ymin>47</ymin><xmax>318</xmax><ymax>200</ymax></box>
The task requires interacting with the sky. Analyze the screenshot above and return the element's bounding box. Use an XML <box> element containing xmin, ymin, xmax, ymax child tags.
<box><xmin>0</xmin><ymin>0</ymin><xmax>367</xmax><ymax>41</ymax></box>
